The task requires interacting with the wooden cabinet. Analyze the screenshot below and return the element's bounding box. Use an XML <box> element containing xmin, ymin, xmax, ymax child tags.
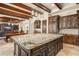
<box><xmin>34</xmin><ymin>20</ymin><xmax>41</xmax><ymax>29</ymax></box>
<box><xmin>60</xmin><ymin>14</ymin><xmax>78</xmax><ymax>29</ymax></box>
<box><xmin>76</xmin><ymin>36</ymin><xmax>79</xmax><ymax>45</ymax></box>
<box><xmin>14</xmin><ymin>37</ymin><xmax>63</xmax><ymax>56</ymax></box>
<box><xmin>42</xmin><ymin>20</ymin><xmax>47</xmax><ymax>33</ymax></box>
<box><xmin>63</xmin><ymin>35</ymin><xmax>79</xmax><ymax>45</ymax></box>
<box><xmin>63</xmin><ymin>35</ymin><xmax>75</xmax><ymax>44</ymax></box>
<box><xmin>32</xmin><ymin>45</ymin><xmax>47</xmax><ymax>56</ymax></box>
<box><xmin>14</xmin><ymin>43</ymin><xmax>19</xmax><ymax>56</ymax></box>
<box><xmin>34</xmin><ymin>20</ymin><xmax>41</xmax><ymax>33</ymax></box>
<box><xmin>14</xmin><ymin>43</ymin><xmax>29</xmax><ymax>56</ymax></box>
<box><xmin>48</xmin><ymin>15</ymin><xmax>60</xmax><ymax>33</ymax></box>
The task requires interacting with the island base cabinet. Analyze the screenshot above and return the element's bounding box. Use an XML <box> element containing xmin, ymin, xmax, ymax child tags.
<box><xmin>14</xmin><ymin>37</ymin><xmax>63</xmax><ymax>56</ymax></box>
<box><xmin>31</xmin><ymin>46</ymin><xmax>48</xmax><ymax>56</ymax></box>
<box><xmin>55</xmin><ymin>37</ymin><xmax>63</xmax><ymax>55</ymax></box>
<box><xmin>20</xmin><ymin>49</ymin><xmax>28</xmax><ymax>56</ymax></box>
<box><xmin>14</xmin><ymin>43</ymin><xmax>19</xmax><ymax>56</ymax></box>
<box><xmin>48</xmin><ymin>51</ymin><xmax>55</xmax><ymax>56</ymax></box>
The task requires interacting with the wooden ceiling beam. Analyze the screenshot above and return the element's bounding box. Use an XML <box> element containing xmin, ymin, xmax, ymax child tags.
<box><xmin>32</xmin><ymin>3</ymin><xmax>51</xmax><ymax>13</ymax></box>
<box><xmin>11</xmin><ymin>3</ymin><xmax>43</xmax><ymax>15</ymax></box>
<box><xmin>0</xmin><ymin>3</ymin><xmax>31</xmax><ymax>16</ymax></box>
<box><xmin>0</xmin><ymin>17</ymin><xmax>21</xmax><ymax>23</ymax></box>
<box><xmin>76</xmin><ymin>3</ymin><xmax>79</xmax><ymax>4</ymax></box>
<box><xmin>0</xmin><ymin>7</ymin><xmax>30</xmax><ymax>19</ymax></box>
<box><xmin>0</xmin><ymin>17</ymin><xmax>19</xmax><ymax>20</ymax></box>
<box><xmin>54</xmin><ymin>3</ymin><xmax>62</xmax><ymax>9</ymax></box>
<box><xmin>11</xmin><ymin>3</ymin><xmax>32</xmax><ymax>11</ymax></box>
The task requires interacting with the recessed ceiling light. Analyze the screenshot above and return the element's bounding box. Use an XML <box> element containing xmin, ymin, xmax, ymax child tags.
<box><xmin>51</xmin><ymin>4</ymin><xmax>54</xmax><ymax>7</ymax></box>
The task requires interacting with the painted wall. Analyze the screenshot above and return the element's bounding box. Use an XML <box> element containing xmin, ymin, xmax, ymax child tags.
<box><xmin>18</xmin><ymin>11</ymin><xmax>48</xmax><ymax>34</ymax></box>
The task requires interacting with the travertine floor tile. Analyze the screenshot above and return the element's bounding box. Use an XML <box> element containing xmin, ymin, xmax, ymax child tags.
<box><xmin>57</xmin><ymin>44</ymin><xmax>79</xmax><ymax>56</ymax></box>
<box><xmin>0</xmin><ymin>40</ymin><xmax>79</xmax><ymax>56</ymax></box>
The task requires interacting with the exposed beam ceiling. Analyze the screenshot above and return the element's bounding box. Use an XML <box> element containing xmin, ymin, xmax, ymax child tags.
<box><xmin>0</xmin><ymin>3</ymin><xmax>31</xmax><ymax>16</ymax></box>
<box><xmin>32</xmin><ymin>3</ymin><xmax>51</xmax><ymax>13</ymax></box>
<box><xmin>0</xmin><ymin>17</ymin><xmax>18</xmax><ymax>20</ymax></box>
<box><xmin>0</xmin><ymin>3</ymin><xmax>34</xmax><ymax>19</ymax></box>
<box><xmin>0</xmin><ymin>7</ymin><xmax>30</xmax><ymax>19</ymax></box>
<box><xmin>76</xmin><ymin>3</ymin><xmax>79</xmax><ymax>4</ymax></box>
<box><xmin>0</xmin><ymin>3</ymin><xmax>43</xmax><ymax>19</ymax></box>
<box><xmin>11</xmin><ymin>3</ymin><xmax>43</xmax><ymax>14</ymax></box>
<box><xmin>54</xmin><ymin>3</ymin><xmax>62</xmax><ymax>9</ymax></box>
<box><xmin>11</xmin><ymin>3</ymin><xmax>32</xmax><ymax>11</ymax></box>
<box><xmin>0</xmin><ymin>14</ymin><xmax>27</xmax><ymax>20</ymax></box>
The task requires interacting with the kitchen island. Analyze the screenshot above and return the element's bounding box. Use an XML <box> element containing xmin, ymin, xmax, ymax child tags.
<box><xmin>11</xmin><ymin>34</ymin><xmax>63</xmax><ymax>56</ymax></box>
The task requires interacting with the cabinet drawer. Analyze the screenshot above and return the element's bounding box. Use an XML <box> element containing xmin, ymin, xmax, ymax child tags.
<box><xmin>32</xmin><ymin>46</ymin><xmax>47</xmax><ymax>56</ymax></box>
<box><xmin>48</xmin><ymin>46</ymin><xmax>55</xmax><ymax>52</ymax></box>
<box><xmin>48</xmin><ymin>51</ymin><xmax>55</xmax><ymax>56</ymax></box>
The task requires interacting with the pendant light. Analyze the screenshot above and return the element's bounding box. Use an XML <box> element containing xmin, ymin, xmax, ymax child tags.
<box><xmin>8</xmin><ymin>22</ymin><xmax>10</xmax><ymax>25</ymax></box>
<box><xmin>32</xmin><ymin>10</ymin><xmax>34</xmax><ymax>16</ymax></box>
<box><xmin>35</xmin><ymin>11</ymin><xmax>38</xmax><ymax>17</ymax></box>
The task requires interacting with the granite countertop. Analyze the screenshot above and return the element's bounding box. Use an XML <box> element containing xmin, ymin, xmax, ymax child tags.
<box><xmin>59</xmin><ymin>29</ymin><xmax>79</xmax><ymax>35</ymax></box>
<box><xmin>11</xmin><ymin>34</ymin><xmax>63</xmax><ymax>50</ymax></box>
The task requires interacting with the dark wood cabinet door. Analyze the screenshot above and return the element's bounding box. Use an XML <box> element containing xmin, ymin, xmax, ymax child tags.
<box><xmin>75</xmin><ymin>36</ymin><xmax>79</xmax><ymax>45</ymax></box>
<box><xmin>34</xmin><ymin>20</ymin><xmax>41</xmax><ymax>33</ymax></box>
<box><xmin>42</xmin><ymin>20</ymin><xmax>47</xmax><ymax>33</ymax></box>
<box><xmin>60</xmin><ymin>14</ymin><xmax>78</xmax><ymax>29</ymax></box>
<box><xmin>32</xmin><ymin>46</ymin><xmax>47</xmax><ymax>56</ymax></box>
<box><xmin>48</xmin><ymin>16</ymin><xmax>60</xmax><ymax>33</ymax></box>
<box><xmin>63</xmin><ymin>35</ymin><xmax>78</xmax><ymax>45</ymax></box>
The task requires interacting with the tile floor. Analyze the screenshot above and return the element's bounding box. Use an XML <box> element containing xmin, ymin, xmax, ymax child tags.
<box><xmin>0</xmin><ymin>40</ymin><xmax>14</xmax><ymax>56</ymax></box>
<box><xmin>0</xmin><ymin>40</ymin><xmax>79</xmax><ymax>56</ymax></box>
<box><xmin>57</xmin><ymin>44</ymin><xmax>79</xmax><ymax>56</ymax></box>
